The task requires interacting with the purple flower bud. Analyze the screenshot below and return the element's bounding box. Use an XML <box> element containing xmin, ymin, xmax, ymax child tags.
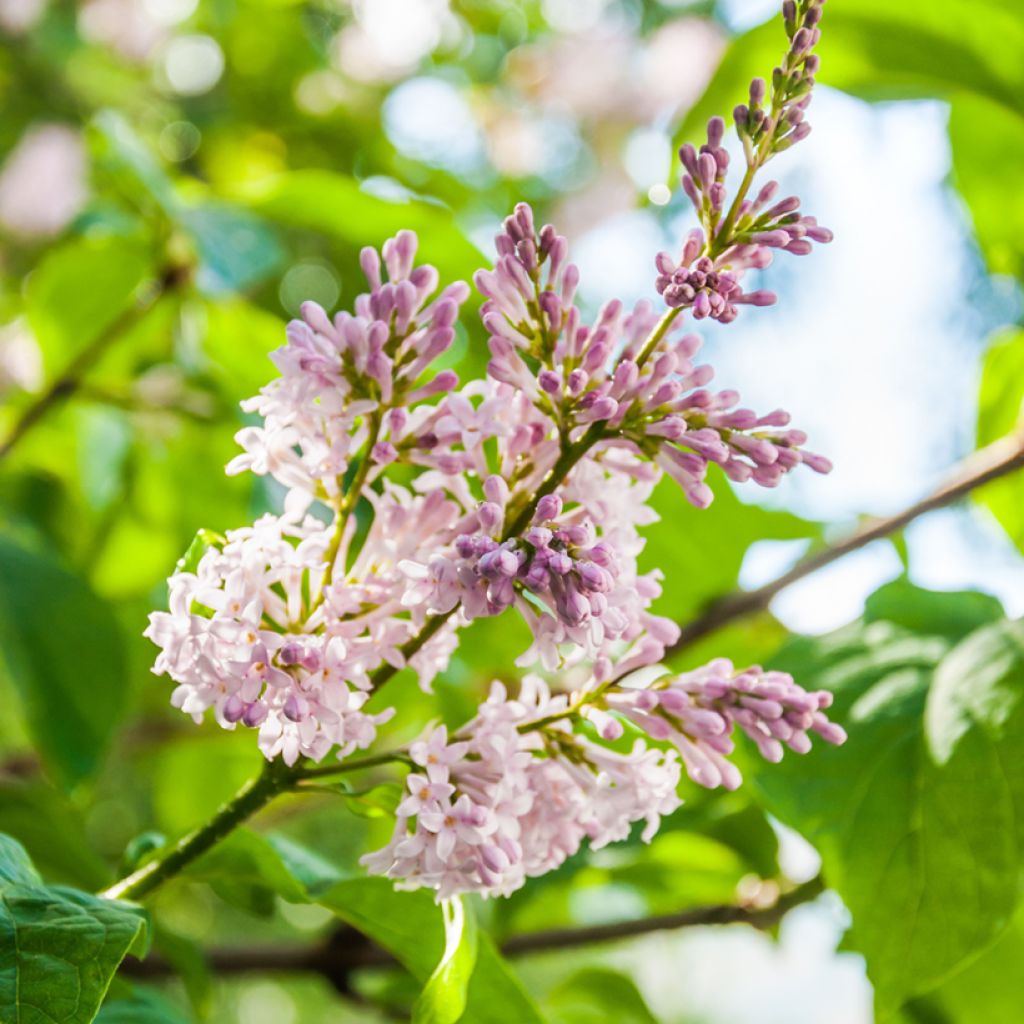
<box><xmin>534</xmin><ymin>494</ymin><xmax>562</xmax><ymax>523</ymax></box>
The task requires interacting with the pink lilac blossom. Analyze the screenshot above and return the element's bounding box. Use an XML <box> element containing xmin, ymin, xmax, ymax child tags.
<box><xmin>145</xmin><ymin>514</ymin><xmax>395</xmax><ymax>765</ymax></box>
<box><xmin>594</xmin><ymin>659</ymin><xmax>848</xmax><ymax>790</ymax></box>
<box><xmin>362</xmin><ymin>678</ymin><xmax>683</xmax><ymax>898</ymax></box>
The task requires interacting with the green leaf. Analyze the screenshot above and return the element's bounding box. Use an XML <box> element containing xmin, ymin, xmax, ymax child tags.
<box><xmin>185</xmin><ymin>828</ymin><xmax>342</xmax><ymax>910</ymax></box>
<box><xmin>753</xmin><ymin>612</ymin><xmax>1024</xmax><ymax>1013</ymax></box>
<box><xmin>949</xmin><ymin>96</ymin><xmax>1024</xmax><ymax>279</ymax></box>
<box><xmin>318</xmin><ymin>879</ymin><xmax>545</xmax><ymax>1022</ymax></box>
<box><xmin>674</xmin><ymin>0</ymin><xmax>1024</xmax><ymax>157</ymax></box>
<box><xmin>0</xmin><ymin>832</ymin><xmax>149</xmax><ymax>1024</ymax></box>
<box><xmin>413</xmin><ymin>897</ymin><xmax>479</xmax><ymax>1024</ymax></box>
<box><xmin>91</xmin><ymin>110</ymin><xmax>178</xmax><ymax>216</ymax></box>
<box><xmin>200</xmin><ymin>297</ymin><xmax>286</xmax><ymax>401</ymax></box>
<box><xmin>95</xmin><ymin>986</ymin><xmax>192</xmax><ymax>1023</ymax></box>
<box><xmin>918</xmin><ymin>902</ymin><xmax>1024</xmax><ymax>1022</ymax></box>
<box><xmin>25</xmin><ymin>233</ymin><xmax>153</xmax><ymax>370</ymax></box>
<box><xmin>232</xmin><ymin>170</ymin><xmax>484</xmax><ymax>286</ymax></box>
<box><xmin>0</xmin><ymin>533</ymin><xmax>129</xmax><ymax>787</ymax></box>
<box><xmin>864</xmin><ymin>578</ymin><xmax>1005</xmax><ymax>642</ymax></box>
<box><xmin>643</xmin><ymin>469</ymin><xmax>818</xmax><ymax>628</ymax></box>
<box><xmin>181</xmin><ymin>204</ymin><xmax>285</xmax><ymax>295</ymax></box>
<box><xmin>0</xmin><ymin>780</ymin><xmax>111</xmax><ymax>889</ymax></box>
<box><xmin>973</xmin><ymin>328</ymin><xmax>1024</xmax><ymax>552</ymax></box>
<box><xmin>173</xmin><ymin>528</ymin><xmax>226</xmax><ymax>576</ymax></box>
<box><xmin>545</xmin><ymin>967</ymin><xmax>658</xmax><ymax>1024</ymax></box>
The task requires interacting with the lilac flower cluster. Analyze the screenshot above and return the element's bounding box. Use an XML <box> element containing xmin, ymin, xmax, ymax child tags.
<box><xmin>146</xmin><ymin>0</ymin><xmax>846</xmax><ymax>898</ymax></box>
<box><xmin>592</xmin><ymin>659</ymin><xmax>846</xmax><ymax>791</ymax></box>
<box><xmin>363</xmin><ymin>678</ymin><xmax>682</xmax><ymax>898</ymax></box>
<box><xmin>658</xmin><ymin>0</ymin><xmax>831</xmax><ymax>320</ymax></box>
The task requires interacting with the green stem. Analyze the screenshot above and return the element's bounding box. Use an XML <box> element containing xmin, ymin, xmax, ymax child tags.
<box><xmin>634</xmin><ymin>307</ymin><xmax>684</xmax><ymax>369</ymax></box>
<box><xmin>313</xmin><ymin>411</ymin><xmax>383</xmax><ymax>611</ymax></box>
<box><xmin>296</xmin><ymin>750</ymin><xmax>412</xmax><ymax>780</ymax></box>
<box><xmin>100</xmin><ymin>758</ymin><xmax>297</xmax><ymax>902</ymax></box>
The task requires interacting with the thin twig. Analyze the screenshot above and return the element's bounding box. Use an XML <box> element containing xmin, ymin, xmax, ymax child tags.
<box><xmin>121</xmin><ymin>876</ymin><xmax>824</xmax><ymax>982</ymax></box>
<box><xmin>666</xmin><ymin>428</ymin><xmax>1024</xmax><ymax>658</ymax></box>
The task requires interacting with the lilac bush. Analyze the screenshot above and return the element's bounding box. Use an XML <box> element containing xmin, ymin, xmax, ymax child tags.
<box><xmin>145</xmin><ymin>0</ymin><xmax>844</xmax><ymax>900</ymax></box>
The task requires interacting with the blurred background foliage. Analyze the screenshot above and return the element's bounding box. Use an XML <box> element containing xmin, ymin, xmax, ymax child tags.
<box><xmin>2</xmin><ymin>0</ymin><xmax>1024</xmax><ymax>1021</ymax></box>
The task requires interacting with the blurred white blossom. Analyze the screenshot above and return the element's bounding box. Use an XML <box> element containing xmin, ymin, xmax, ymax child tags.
<box><xmin>0</xmin><ymin>125</ymin><xmax>88</xmax><ymax>239</ymax></box>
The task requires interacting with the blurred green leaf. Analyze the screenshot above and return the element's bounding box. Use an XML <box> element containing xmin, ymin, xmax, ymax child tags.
<box><xmin>185</xmin><ymin>828</ymin><xmax>342</xmax><ymax>910</ymax></box>
<box><xmin>675</xmin><ymin>0</ymin><xmax>1024</xmax><ymax>156</ymax></box>
<box><xmin>25</xmin><ymin>233</ymin><xmax>153</xmax><ymax>369</ymax></box>
<box><xmin>864</xmin><ymin>577</ymin><xmax>1005</xmax><ymax>642</ymax></box>
<box><xmin>753</xmin><ymin>607</ymin><xmax>1024</xmax><ymax>1014</ymax></box>
<box><xmin>0</xmin><ymin>832</ymin><xmax>149</xmax><ymax>1024</ymax></box>
<box><xmin>96</xmin><ymin>986</ymin><xmax>192</xmax><ymax>1023</ymax></box>
<box><xmin>950</xmin><ymin>96</ymin><xmax>1024</xmax><ymax>279</ymax></box>
<box><xmin>233</xmin><ymin>171</ymin><xmax>484</xmax><ymax>285</ymax></box>
<box><xmin>201</xmin><ymin>298</ymin><xmax>286</xmax><ymax>399</ymax></box>
<box><xmin>644</xmin><ymin>470</ymin><xmax>818</xmax><ymax>627</ymax></box>
<box><xmin>0</xmin><ymin>532</ymin><xmax>128</xmax><ymax>787</ymax></box>
<box><xmin>974</xmin><ymin>328</ymin><xmax>1024</xmax><ymax>553</ymax></box>
<box><xmin>544</xmin><ymin>967</ymin><xmax>658</xmax><ymax>1024</ymax></box>
<box><xmin>0</xmin><ymin>779</ymin><xmax>111</xmax><ymax>889</ymax></box>
<box><xmin>181</xmin><ymin>204</ymin><xmax>285</xmax><ymax>296</ymax></box>
<box><xmin>92</xmin><ymin>110</ymin><xmax>178</xmax><ymax>216</ymax></box>
<box><xmin>413</xmin><ymin>896</ymin><xmax>479</xmax><ymax>1024</ymax></box>
<box><xmin>918</xmin><ymin>902</ymin><xmax>1024</xmax><ymax>1021</ymax></box>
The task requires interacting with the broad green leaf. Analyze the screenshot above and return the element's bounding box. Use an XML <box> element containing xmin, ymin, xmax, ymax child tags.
<box><xmin>232</xmin><ymin>170</ymin><xmax>484</xmax><ymax>286</ymax></box>
<box><xmin>973</xmin><ymin>328</ymin><xmax>1024</xmax><ymax>553</ymax></box>
<box><xmin>864</xmin><ymin>578</ymin><xmax>1005</xmax><ymax>642</ymax></box>
<box><xmin>918</xmin><ymin>902</ymin><xmax>1024</xmax><ymax>1022</ymax></box>
<box><xmin>25</xmin><ymin>233</ymin><xmax>153</xmax><ymax>369</ymax></box>
<box><xmin>753</xmin><ymin>612</ymin><xmax>1024</xmax><ymax>1013</ymax></box>
<box><xmin>318</xmin><ymin>879</ymin><xmax>545</xmax><ymax>1022</ymax></box>
<box><xmin>180</xmin><ymin>204</ymin><xmax>285</xmax><ymax>296</ymax></box>
<box><xmin>413</xmin><ymin>897</ymin><xmax>479</xmax><ymax>1024</ymax></box>
<box><xmin>0</xmin><ymin>833</ymin><xmax>149</xmax><ymax>1024</ymax></box>
<box><xmin>0</xmin><ymin>533</ymin><xmax>129</xmax><ymax>787</ymax></box>
<box><xmin>96</xmin><ymin>986</ymin><xmax>192</xmax><ymax>1023</ymax></box>
<box><xmin>544</xmin><ymin>967</ymin><xmax>658</xmax><ymax>1024</ymax></box>
<box><xmin>674</xmin><ymin>0</ymin><xmax>1024</xmax><ymax>158</ymax></box>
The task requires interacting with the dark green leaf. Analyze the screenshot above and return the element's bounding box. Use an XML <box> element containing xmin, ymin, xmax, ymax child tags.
<box><xmin>0</xmin><ymin>533</ymin><xmax>129</xmax><ymax>787</ymax></box>
<box><xmin>754</xmin><ymin>614</ymin><xmax>1024</xmax><ymax>1012</ymax></box>
<box><xmin>0</xmin><ymin>832</ymin><xmax>149</xmax><ymax>1024</ymax></box>
<box><xmin>96</xmin><ymin>986</ymin><xmax>192</xmax><ymax>1024</ymax></box>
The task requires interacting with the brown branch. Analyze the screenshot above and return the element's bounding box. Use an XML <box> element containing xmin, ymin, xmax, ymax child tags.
<box><xmin>666</xmin><ymin>429</ymin><xmax>1024</xmax><ymax>658</ymax></box>
<box><xmin>0</xmin><ymin>265</ymin><xmax>185</xmax><ymax>463</ymax></box>
<box><xmin>121</xmin><ymin>875</ymin><xmax>824</xmax><ymax>986</ymax></box>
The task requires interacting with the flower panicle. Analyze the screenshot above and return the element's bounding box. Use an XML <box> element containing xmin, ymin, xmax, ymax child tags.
<box><xmin>145</xmin><ymin>0</ymin><xmax>845</xmax><ymax>902</ymax></box>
